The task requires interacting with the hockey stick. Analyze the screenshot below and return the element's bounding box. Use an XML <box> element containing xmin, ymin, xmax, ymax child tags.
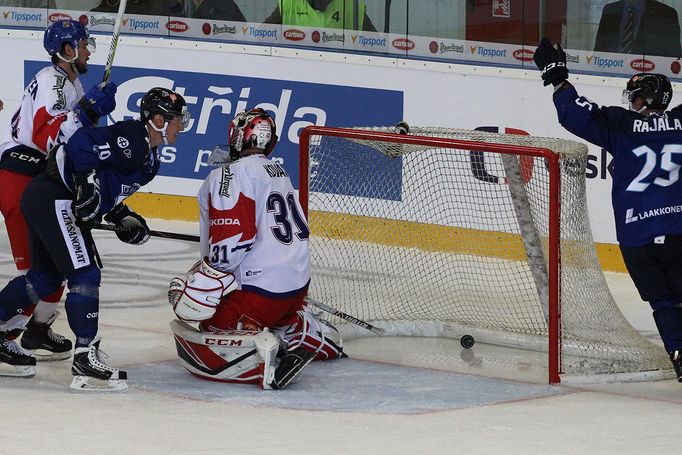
<box><xmin>102</xmin><ymin>0</ymin><xmax>128</xmax><ymax>83</ymax></box>
<box><xmin>384</xmin><ymin>0</ymin><xmax>392</xmax><ymax>33</ymax></box>
<box><xmin>305</xmin><ymin>296</ymin><xmax>385</xmax><ymax>336</ymax></box>
<box><xmin>88</xmin><ymin>222</ymin><xmax>200</xmax><ymax>243</ymax></box>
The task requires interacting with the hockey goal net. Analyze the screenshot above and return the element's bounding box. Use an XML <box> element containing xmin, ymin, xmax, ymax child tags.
<box><xmin>299</xmin><ymin>125</ymin><xmax>671</xmax><ymax>384</ymax></box>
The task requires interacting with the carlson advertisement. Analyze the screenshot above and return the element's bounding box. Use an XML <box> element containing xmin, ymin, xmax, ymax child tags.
<box><xmin>24</xmin><ymin>61</ymin><xmax>404</xmax><ymax>188</ymax></box>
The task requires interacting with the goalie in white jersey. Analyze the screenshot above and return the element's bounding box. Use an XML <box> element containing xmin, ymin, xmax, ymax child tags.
<box><xmin>169</xmin><ymin>108</ymin><xmax>343</xmax><ymax>389</ymax></box>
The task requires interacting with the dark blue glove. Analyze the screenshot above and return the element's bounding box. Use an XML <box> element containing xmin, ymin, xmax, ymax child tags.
<box><xmin>394</xmin><ymin>121</ymin><xmax>410</xmax><ymax>135</ymax></box>
<box><xmin>73</xmin><ymin>170</ymin><xmax>101</xmax><ymax>222</ymax></box>
<box><xmin>74</xmin><ymin>81</ymin><xmax>117</xmax><ymax>127</ymax></box>
<box><xmin>534</xmin><ymin>38</ymin><xmax>568</xmax><ymax>87</ymax></box>
<box><xmin>104</xmin><ymin>204</ymin><xmax>150</xmax><ymax>245</ymax></box>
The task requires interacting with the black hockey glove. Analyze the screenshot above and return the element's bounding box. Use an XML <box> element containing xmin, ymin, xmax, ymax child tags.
<box><xmin>73</xmin><ymin>170</ymin><xmax>101</xmax><ymax>222</ymax></box>
<box><xmin>394</xmin><ymin>121</ymin><xmax>410</xmax><ymax>135</ymax></box>
<box><xmin>534</xmin><ymin>38</ymin><xmax>568</xmax><ymax>87</ymax></box>
<box><xmin>104</xmin><ymin>204</ymin><xmax>150</xmax><ymax>245</ymax></box>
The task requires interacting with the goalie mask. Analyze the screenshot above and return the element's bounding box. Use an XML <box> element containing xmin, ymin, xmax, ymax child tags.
<box><xmin>228</xmin><ymin>108</ymin><xmax>278</xmax><ymax>161</ymax></box>
<box><xmin>622</xmin><ymin>73</ymin><xmax>673</xmax><ymax>112</ymax></box>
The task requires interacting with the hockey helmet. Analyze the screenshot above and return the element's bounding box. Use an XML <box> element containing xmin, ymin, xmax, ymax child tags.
<box><xmin>228</xmin><ymin>108</ymin><xmax>278</xmax><ymax>158</ymax></box>
<box><xmin>44</xmin><ymin>20</ymin><xmax>94</xmax><ymax>57</ymax></box>
<box><xmin>140</xmin><ymin>87</ymin><xmax>190</xmax><ymax>129</ymax></box>
<box><xmin>622</xmin><ymin>73</ymin><xmax>673</xmax><ymax>111</ymax></box>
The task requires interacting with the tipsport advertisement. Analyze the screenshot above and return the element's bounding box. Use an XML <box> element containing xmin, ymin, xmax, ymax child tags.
<box><xmin>25</xmin><ymin>61</ymin><xmax>404</xmax><ymax>191</ymax></box>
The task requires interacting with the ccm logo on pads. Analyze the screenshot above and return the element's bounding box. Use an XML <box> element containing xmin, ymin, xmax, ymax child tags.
<box><xmin>86</xmin><ymin>312</ymin><xmax>99</xmax><ymax>319</ymax></box>
<box><xmin>205</xmin><ymin>338</ymin><xmax>243</xmax><ymax>346</ymax></box>
<box><xmin>210</xmin><ymin>218</ymin><xmax>241</xmax><ymax>226</ymax></box>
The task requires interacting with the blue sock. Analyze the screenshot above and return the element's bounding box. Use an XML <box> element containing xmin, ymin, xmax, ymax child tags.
<box><xmin>0</xmin><ymin>276</ymin><xmax>38</xmax><ymax>321</ymax></box>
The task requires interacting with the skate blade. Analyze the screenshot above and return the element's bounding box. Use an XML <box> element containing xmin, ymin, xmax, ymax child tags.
<box><xmin>0</xmin><ymin>364</ymin><xmax>35</xmax><ymax>378</ymax></box>
<box><xmin>32</xmin><ymin>350</ymin><xmax>71</xmax><ymax>362</ymax></box>
<box><xmin>70</xmin><ymin>375</ymin><xmax>128</xmax><ymax>393</ymax></box>
<box><xmin>271</xmin><ymin>351</ymin><xmax>315</xmax><ymax>390</ymax></box>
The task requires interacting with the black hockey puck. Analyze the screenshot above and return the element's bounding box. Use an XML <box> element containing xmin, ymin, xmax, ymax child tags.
<box><xmin>460</xmin><ymin>335</ymin><xmax>475</xmax><ymax>349</ymax></box>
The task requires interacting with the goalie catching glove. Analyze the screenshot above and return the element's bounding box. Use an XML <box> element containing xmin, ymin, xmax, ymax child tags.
<box><xmin>168</xmin><ymin>258</ymin><xmax>237</xmax><ymax>322</ymax></box>
<box><xmin>104</xmin><ymin>204</ymin><xmax>150</xmax><ymax>245</ymax></box>
<box><xmin>534</xmin><ymin>37</ymin><xmax>568</xmax><ymax>87</ymax></box>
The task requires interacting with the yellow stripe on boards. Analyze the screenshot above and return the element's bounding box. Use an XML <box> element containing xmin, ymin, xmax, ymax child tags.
<box><xmin>309</xmin><ymin>210</ymin><xmax>528</xmax><ymax>261</ymax></box>
<box><xmin>125</xmin><ymin>193</ymin><xmax>199</xmax><ymax>222</ymax></box>
<box><xmin>126</xmin><ymin>194</ymin><xmax>628</xmax><ymax>273</ymax></box>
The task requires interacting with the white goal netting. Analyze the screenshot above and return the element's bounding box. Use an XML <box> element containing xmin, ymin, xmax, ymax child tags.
<box><xmin>302</xmin><ymin>126</ymin><xmax>671</xmax><ymax>382</ymax></box>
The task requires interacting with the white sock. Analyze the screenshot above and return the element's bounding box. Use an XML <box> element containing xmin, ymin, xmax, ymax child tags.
<box><xmin>32</xmin><ymin>301</ymin><xmax>58</xmax><ymax>324</ymax></box>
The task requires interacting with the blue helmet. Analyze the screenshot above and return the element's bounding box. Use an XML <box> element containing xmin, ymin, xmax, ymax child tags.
<box><xmin>43</xmin><ymin>20</ymin><xmax>89</xmax><ymax>57</ymax></box>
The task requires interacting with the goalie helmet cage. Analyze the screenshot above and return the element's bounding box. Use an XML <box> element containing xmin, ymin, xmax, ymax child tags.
<box><xmin>298</xmin><ymin>125</ymin><xmax>672</xmax><ymax>385</ymax></box>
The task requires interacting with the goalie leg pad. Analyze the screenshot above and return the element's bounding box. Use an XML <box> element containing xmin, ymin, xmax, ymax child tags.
<box><xmin>273</xmin><ymin>307</ymin><xmax>344</xmax><ymax>360</ymax></box>
<box><xmin>170</xmin><ymin>319</ymin><xmax>279</xmax><ymax>388</ymax></box>
<box><xmin>253</xmin><ymin>330</ymin><xmax>280</xmax><ymax>390</ymax></box>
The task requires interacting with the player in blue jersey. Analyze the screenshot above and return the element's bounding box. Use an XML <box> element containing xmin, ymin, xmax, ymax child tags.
<box><xmin>534</xmin><ymin>37</ymin><xmax>682</xmax><ymax>381</ymax></box>
<box><xmin>0</xmin><ymin>87</ymin><xmax>189</xmax><ymax>391</ymax></box>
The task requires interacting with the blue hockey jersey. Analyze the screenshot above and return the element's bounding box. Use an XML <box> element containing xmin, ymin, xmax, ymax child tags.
<box><xmin>554</xmin><ymin>84</ymin><xmax>682</xmax><ymax>248</ymax></box>
<box><xmin>55</xmin><ymin>120</ymin><xmax>159</xmax><ymax>216</ymax></box>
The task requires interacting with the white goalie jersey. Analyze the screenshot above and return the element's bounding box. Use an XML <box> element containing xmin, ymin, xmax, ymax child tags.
<box><xmin>198</xmin><ymin>154</ymin><xmax>311</xmax><ymax>296</ymax></box>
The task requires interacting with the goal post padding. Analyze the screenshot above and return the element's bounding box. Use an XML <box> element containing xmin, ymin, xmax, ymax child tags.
<box><xmin>299</xmin><ymin>125</ymin><xmax>671</xmax><ymax>384</ymax></box>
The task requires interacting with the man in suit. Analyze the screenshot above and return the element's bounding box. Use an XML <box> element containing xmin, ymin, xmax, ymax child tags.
<box><xmin>594</xmin><ymin>0</ymin><xmax>681</xmax><ymax>57</ymax></box>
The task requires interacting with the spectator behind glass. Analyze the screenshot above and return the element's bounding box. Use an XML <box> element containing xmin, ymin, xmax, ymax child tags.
<box><xmin>265</xmin><ymin>0</ymin><xmax>376</xmax><ymax>32</ymax></box>
<box><xmin>594</xmin><ymin>0</ymin><xmax>681</xmax><ymax>57</ymax></box>
<box><xmin>187</xmin><ymin>0</ymin><xmax>245</xmax><ymax>21</ymax></box>
<box><xmin>91</xmin><ymin>0</ymin><xmax>184</xmax><ymax>16</ymax></box>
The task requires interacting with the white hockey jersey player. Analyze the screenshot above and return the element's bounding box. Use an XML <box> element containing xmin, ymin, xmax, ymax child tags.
<box><xmin>198</xmin><ymin>154</ymin><xmax>311</xmax><ymax>295</ymax></box>
<box><xmin>0</xmin><ymin>65</ymin><xmax>85</xmax><ymax>161</ymax></box>
<box><xmin>169</xmin><ymin>108</ymin><xmax>342</xmax><ymax>390</ymax></box>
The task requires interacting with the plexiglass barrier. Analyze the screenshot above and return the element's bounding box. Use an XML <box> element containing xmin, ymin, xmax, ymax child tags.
<box><xmin>1</xmin><ymin>0</ymin><xmax>681</xmax><ymax>79</ymax></box>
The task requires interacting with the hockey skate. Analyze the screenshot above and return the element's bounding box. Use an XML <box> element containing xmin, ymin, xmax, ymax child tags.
<box><xmin>20</xmin><ymin>312</ymin><xmax>72</xmax><ymax>361</ymax></box>
<box><xmin>270</xmin><ymin>346</ymin><xmax>316</xmax><ymax>390</ymax></box>
<box><xmin>670</xmin><ymin>351</ymin><xmax>682</xmax><ymax>383</ymax></box>
<box><xmin>0</xmin><ymin>331</ymin><xmax>36</xmax><ymax>378</ymax></box>
<box><xmin>70</xmin><ymin>338</ymin><xmax>127</xmax><ymax>393</ymax></box>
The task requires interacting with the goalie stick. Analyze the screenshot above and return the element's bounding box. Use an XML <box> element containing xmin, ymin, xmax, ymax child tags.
<box><xmin>102</xmin><ymin>0</ymin><xmax>128</xmax><ymax>83</ymax></box>
<box><xmin>93</xmin><ymin>227</ymin><xmax>385</xmax><ymax>334</ymax></box>
<box><xmin>305</xmin><ymin>296</ymin><xmax>385</xmax><ymax>336</ymax></box>
<box><xmin>88</xmin><ymin>222</ymin><xmax>199</xmax><ymax>243</ymax></box>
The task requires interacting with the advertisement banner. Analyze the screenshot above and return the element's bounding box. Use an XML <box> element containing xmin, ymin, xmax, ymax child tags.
<box><xmin>2</xmin><ymin>30</ymin><xmax>664</xmax><ymax>245</ymax></box>
<box><xmin>0</xmin><ymin>7</ymin><xmax>46</xmax><ymax>28</ymax></box>
<box><xmin>3</xmin><ymin>7</ymin><xmax>681</xmax><ymax>80</ymax></box>
<box><xmin>24</xmin><ymin>61</ymin><xmax>403</xmax><ymax>187</ymax></box>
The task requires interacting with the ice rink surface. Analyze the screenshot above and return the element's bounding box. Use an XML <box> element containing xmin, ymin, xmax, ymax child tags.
<box><xmin>1</xmin><ymin>220</ymin><xmax>680</xmax><ymax>455</ymax></box>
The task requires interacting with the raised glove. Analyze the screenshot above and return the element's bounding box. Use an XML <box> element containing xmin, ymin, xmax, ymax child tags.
<box><xmin>394</xmin><ymin>121</ymin><xmax>410</xmax><ymax>135</ymax></box>
<box><xmin>104</xmin><ymin>203</ymin><xmax>150</xmax><ymax>245</ymax></box>
<box><xmin>73</xmin><ymin>170</ymin><xmax>101</xmax><ymax>222</ymax></box>
<box><xmin>534</xmin><ymin>38</ymin><xmax>568</xmax><ymax>87</ymax></box>
<box><xmin>74</xmin><ymin>81</ymin><xmax>118</xmax><ymax>127</ymax></box>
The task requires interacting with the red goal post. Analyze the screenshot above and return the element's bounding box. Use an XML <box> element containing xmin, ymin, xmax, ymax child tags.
<box><xmin>298</xmin><ymin>125</ymin><xmax>670</xmax><ymax>384</ymax></box>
